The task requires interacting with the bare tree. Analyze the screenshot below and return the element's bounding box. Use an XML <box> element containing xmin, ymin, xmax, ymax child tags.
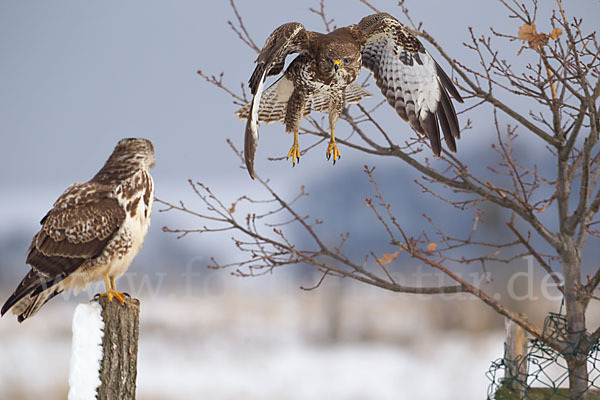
<box><xmin>160</xmin><ymin>0</ymin><xmax>600</xmax><ymax>397</ymax></box>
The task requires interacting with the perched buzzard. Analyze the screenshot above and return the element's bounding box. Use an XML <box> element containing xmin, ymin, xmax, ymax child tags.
<box><xmin>236</xmin><ymin>13</ymin><xmax>464</xmax><ymax>179</ymax></box>
<box><xmin>1</xmin><ymin>138</ymin><xmax>155</xmax><ymax>322</ymax></box>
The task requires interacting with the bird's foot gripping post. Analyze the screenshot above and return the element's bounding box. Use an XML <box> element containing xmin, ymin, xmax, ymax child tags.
<box><xmin>97</xmin><ymin>274</ymin><xmax>127</xmax><ymax>305</ymax></box>
<box><xmin>96</xmin><ymin>290</ymin><xmax>128</xmax><ymax>305</ymax></box>
<box><xmin>287</xmin><ymin>131</ymin><xmax>301</xmax><ymax>166</ymax></box>
<box><xmin>326</xmin><ymin>128</ymin><xmax>341</xmax><ymax>164</ymax></box>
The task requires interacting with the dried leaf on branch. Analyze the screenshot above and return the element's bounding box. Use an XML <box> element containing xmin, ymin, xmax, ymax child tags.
<box><xmin>376</xmin><ymin>248</ymin><xmax>402</xmax><ymax>265</ymax></box>
<box><xmin>517</xmin><ymin>23</ymin><xmax>562</xmax><ymax>54</ymax></box>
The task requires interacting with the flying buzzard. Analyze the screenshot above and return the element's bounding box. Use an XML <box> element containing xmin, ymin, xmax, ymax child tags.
<box><xmin>236</xmin><ymin>12</ymin><xmax>464</xmax><ymax>179</ymax></box>
<box><xmin>1</xmin><ymin>138</ymin><xmax>155</xmax><ymax>322</ymax></box>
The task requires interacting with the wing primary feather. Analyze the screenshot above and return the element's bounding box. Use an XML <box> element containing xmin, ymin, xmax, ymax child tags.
<box><xmin>438</xmin><ymin>85</ymin><xmax>460</xmax><ymax>140</ymax></box>
<box><xmin>30</xmin><ymin>274</ymin><xmax>67</xmax><ymax>296</ymax></box>
<box><xmin>1</xmin><ymin>270</ymin><xmax>49</xmax><ymax>317</ymax></box>
<box><xmin>249</xmin><ymin>64</ymin><xmax>266</xmax><ymax>95</ymax></box>
<box><xmin>436</xmin><ymin>100</ymin><xmax>457</xmax><ymax>152</ymax></box>
<box><xmin>358</xmin><ymin>13</ymin><xmax>463</xmax><ymax>155</ymax></box>
<box><xmin>1</xmin><ymin>290</ymin><xmax>27</xmax><ymax>317</ymax></box>
<box><xmin>16</xmin><ymin>286</ymin><xmax>63</xmax><ymax>323</ymax></box>
<box><xmin>405</xmin><ymin>100</ymin><xmax>424</xmax><ymax>135</ymax></box>
<box><xmin>435</xmin><ymin>61</ymin><xmax>463</xmax><ymax>103</ymax></box>
<box><xmin>422</xmin><ymin>112</ymin><xmax>441</xmax><ymax>156</ymax></box>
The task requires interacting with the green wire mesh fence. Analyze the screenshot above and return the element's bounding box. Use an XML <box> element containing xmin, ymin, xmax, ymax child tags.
<box><xmin>487</xmin><ymin>312</ymin><xmax>600</xmax><ymax>399</ymax></box>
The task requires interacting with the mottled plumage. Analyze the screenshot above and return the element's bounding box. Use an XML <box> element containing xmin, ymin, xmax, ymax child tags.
<box><xmin>1</xmin><ymin>138</ymin><xmax>155</xmax><ymax>322</ymax></box>
<box><xmin>236</xmin><ymin>13</ymin><xmax>464</xmax><ymax>179</ymax></box>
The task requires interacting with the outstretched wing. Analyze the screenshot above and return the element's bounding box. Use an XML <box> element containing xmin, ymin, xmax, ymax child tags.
<box><xmin>357</xmin><ymin>13</ymin><xmax>463</xmax><ymax>156</ymax></box>
<box><xmin>1</xmin><ymin>182</ymin><xmax>126</xmax><ymax>317</ymax></box>
<box><xmin>245</xmin><ymin>22</ymin><xmax>311</xmax><ymax>179</ymax></box>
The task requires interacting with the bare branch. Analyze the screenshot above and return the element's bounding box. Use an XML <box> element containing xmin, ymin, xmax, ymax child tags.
<box><xmin>227</xmin><ymin>0</ymin><xmax>260</xmax><ymax>53</ymax></box>
<box><xmin>183</xmin><ymin>2</ymin><xmax>600</xmax><ymax>386</ymax></box>
<box><xmin>506</xmin><ymin>218</ymin><xmax>563</xmax><ymax>292</ymax></box>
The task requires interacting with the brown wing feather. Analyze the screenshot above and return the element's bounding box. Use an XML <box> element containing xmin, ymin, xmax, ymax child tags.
<box><xmin>1</xmin><ymin>182</ymin><xmax>126</xmax><ymax>317</ymax></box>
<box><xmin>245</xmin><ymin>23</ymin><xmax>312</xmax><ymax>179</ymax></box>
<box><xmin>249</xmin><ymin>22</ymin><xmax>311</xmax><ymax>94</ymax></box>
<box><xmin>32</xmin><ymin>183</ymin><xmax>125</xmax><ymax>268</ymax></box>
<box><xmin>357</xmin><ymin>13</ymin><xmax>463</xmax><ymax>156</ymax></box>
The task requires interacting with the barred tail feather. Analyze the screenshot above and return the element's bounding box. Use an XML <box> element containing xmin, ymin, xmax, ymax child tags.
<box><xmin>237</xmin><ymin>79</ymin><xmax>373</xmax><ymax>121</ymax></box>
<box><xmin>1</xmin><ymin>270</ymin><xmax>64</xmax><ymax>322</ymax></box>
<box><xmin>14</xmin><ymin>287</ymin><xmax>62</xmax><ymax>322</ymax></box>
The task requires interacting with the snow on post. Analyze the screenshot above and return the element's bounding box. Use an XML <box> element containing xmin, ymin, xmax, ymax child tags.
<box><xmin>68</xmin><ymin>302</ymin><xmax>104</xmax><ymax>400</ymax></box>
<box><xmin>68</xmin><ymin>297</ymin><xmax>141</xmax><ymax>400</ymax></box>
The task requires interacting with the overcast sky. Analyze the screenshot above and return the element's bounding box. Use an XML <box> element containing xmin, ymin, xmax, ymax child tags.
<box><xmin>0</xmin><ymin>0</ymin><xmax>548</xmax><ymax>185</ymax></box>
<box><xmin>0</xmin><ymin>0</ymin><xmax>597</xmax><ymax>243</ymax></box>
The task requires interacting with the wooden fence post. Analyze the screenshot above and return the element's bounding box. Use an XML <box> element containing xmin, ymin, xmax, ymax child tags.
<box><xmin>68</xmin><ymin>296</ymin><xmax>140</xmax><ymax>400</ymax></box>
<box><xmin>504</xmin><ymin>316</ymin><xmax>529</xmax><ymax>392</ymax></box>
<box><xmin>96</xmin><ymin>296</ymin><xmax>140</xmax><ymax>400</ymax></box>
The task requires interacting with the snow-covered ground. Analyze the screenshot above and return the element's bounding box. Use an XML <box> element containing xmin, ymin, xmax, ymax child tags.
<box><xmin>0</xmin><ymin>285</ymin><xmax>504</xmax><ymax>400</ymax></box>
<box><xmin>138</xmin><ymin>328</ymin><xmax>501</xmax><ymax>400</ymax></box>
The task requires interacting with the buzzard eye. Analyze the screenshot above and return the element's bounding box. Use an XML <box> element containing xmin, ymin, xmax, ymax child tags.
<box><xmin>343</xmin><ymin>57</ymin><xmax>352</xmax><ymax>65</ymax></box>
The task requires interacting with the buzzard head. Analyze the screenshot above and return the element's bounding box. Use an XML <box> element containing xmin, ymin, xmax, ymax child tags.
<box><xmin>113</xmin><ymin>138</ymin><xmax>156</xmax><ymax>170</ymax></box>
<box><xmin>317</xmin><ymin>41</ymin><xmax>361</xmax><ymax>82</ymax></box>
<box><xmin>92</xmin><ymin>138</ymin><xmax>155</xmax><ymax>184</ymax></box>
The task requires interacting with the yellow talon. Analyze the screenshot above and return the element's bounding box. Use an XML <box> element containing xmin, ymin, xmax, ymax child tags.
<box><xmin>99</xmin><ymin>290</ymin><xmax>126</xmax><ymax>305</ymax></box>
<box><xmin>286</xmin><ymin>131</ymin><xmax>301</xmax><ymax>166</ymax></box>
<box><xmin>99</xmin><ymin>274</ymin><xmax>126</xmax><ymax>305</ymax></box>
<box><xmin>287</xmin><ymin>144</ymin><xmax>300</xmax><ymax>166</ymax></box>
<box><xmin>326</xmin><ymin>128</ymin><xmax>341</xmax><ymax>164</ymax></box>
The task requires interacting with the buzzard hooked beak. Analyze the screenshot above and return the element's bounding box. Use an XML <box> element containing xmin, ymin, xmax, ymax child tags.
<box><xmin>333</xmin><ymin>59</ymin><xmax>341</xmax><ymax>72</ymax></box>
